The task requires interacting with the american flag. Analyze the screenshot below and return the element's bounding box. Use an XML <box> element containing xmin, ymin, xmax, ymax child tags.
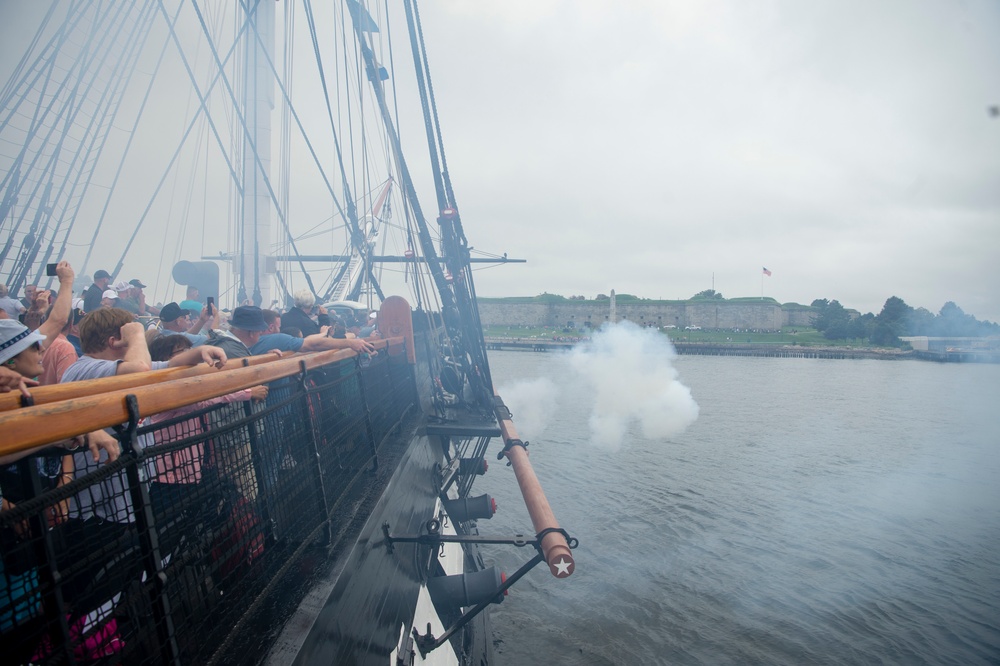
<box><xmin>762</xmin><ymin>267</ymin><xmax>772</xmax><ymax>276</ymax></box>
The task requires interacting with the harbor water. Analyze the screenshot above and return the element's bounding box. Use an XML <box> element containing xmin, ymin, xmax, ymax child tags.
<box><xmin>480</xmin><ymin>346</ymin><xmax>1000</xmax><ymax>665</ymax></box>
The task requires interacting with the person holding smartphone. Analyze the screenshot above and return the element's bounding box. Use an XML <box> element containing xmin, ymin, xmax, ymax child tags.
<box><xmin>158</xmin><ymin>302</ymin><xmax>212</xmax><ymax>346</ymax></box>
<box><xmin>281</xmin><ymin>290</ymin><xmax>329</xmax><ymax>337</ymax></box>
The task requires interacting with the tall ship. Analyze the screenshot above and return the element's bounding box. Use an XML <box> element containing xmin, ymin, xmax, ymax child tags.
<box><xmin>0</xmin><ymin>2</ymin><xmax>574</xmax><ymax>664</ymax></box>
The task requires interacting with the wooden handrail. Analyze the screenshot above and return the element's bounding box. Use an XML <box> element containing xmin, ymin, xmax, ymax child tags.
<box><xmin>0</xmin><ymin>351</ymin><xmax>293</xmax><ymax>412</ymax></box>
<box><xmin>0</xmin><ymin>338</ymin><xmax>395</xmax><ymax>412</ymax></box>
<box><xmin>0</xmin><ymin>340</ymin><xmax>404</xmax><ymax>457</ymax></box>
<box><xmin>495</xmin><ymin>393</ymin><xmax>575</xmax><ymax>579</ymax></box>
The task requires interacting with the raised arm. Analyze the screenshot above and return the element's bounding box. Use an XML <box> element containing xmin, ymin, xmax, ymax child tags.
<box><xmin>38</xmin><ymin>261</ymin><xmax>75</xmax><ymax>347</ymax></box>
<box><xmin>168</xmin><ymin>344</ymin><xmax>227</xmax><ymax>369</ymax></box>
<box><xmin>112</xmin><ymin>321</ymin><xmax>152</xmax><ymax>375</ymax></box>
<box><xmin>187</xmin><ymin>305</ymin><xmax>210</xmax><ymax>334</ymax></box>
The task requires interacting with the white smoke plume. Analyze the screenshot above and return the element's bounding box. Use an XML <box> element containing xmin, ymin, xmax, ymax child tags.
<box><xmin>569</xmin><ymin>321</ymin><xmax>699</xmax><ymax>450</ymax></box>
<box><xmin>496</xmin><ymin>376</ymin><xmax>558</xmax><ymax>441</ymax></box>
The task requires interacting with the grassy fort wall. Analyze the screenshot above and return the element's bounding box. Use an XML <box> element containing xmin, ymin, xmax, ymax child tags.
<box><xmin>477</xmin><ymin>299</ymin><xmax>816</xmax><ymax>330</ymax></box>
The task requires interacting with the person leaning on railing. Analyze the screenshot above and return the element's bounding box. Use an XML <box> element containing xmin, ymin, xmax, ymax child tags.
<box><xmin>60</xmin><ymin>308</ymin><xmax>227</xmax><ymax>523</ymax></box>
<box><xmin>0</xmin><ymin>365</ymin><xmax>35</xmax><ymax>400</ymax></box>
<box><xmin>280</xmin><ymin>290</ymin><xmax>330</xmax><ymax>337</ymax></box>
<box><xmin>0</xmin><ymin>262</ymin><xmax>124</xmax><ymax>475</ymax></box>
<box><xmin>0</xmin><ymin>313</ymin><xmax>121</xmax><ymax>639</ymax></box>
<box><xmin>256</xmin><ymin>308</ymin><xmax>376</xmax><ymax>356</ymax></box>
<box><xmin>5</xmin><ymin>308</ymin><xmax>229</xmax><ymax>651</ymax></box>
<box><xmin>144</xmin><ymin>334</ymin><xmax>267</xmax><ymax>530</ymax></box>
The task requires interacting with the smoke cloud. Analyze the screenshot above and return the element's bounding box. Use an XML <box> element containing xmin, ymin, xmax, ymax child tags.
<box><xmin>496</xmin><ymin>376</ymin><xmax>559</xmax><ymax>441</ymax></box>
<box><xmin>569</xmin><ymin>321</ymin><xmax>699</xmax><ymax>450</ymax></box>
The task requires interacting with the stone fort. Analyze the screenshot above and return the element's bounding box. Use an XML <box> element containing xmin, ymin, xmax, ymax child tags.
<box><xmin>477</xmin><ymin>299</ymin><xmax>816</xmax><ymax>330</ymax></box>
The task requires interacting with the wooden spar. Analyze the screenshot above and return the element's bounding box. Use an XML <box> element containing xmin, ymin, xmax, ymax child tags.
<box><xmin>0</xmin><ymin>339</ymin><xmax>404</xmax><ymax>456</ymax></box>
<box><xmin>495</xmin><ymin>393</ymin><xmax>575</xmax><ymax>579</ymax></box>
<box><xmin>0</xmin><ymin>338</ymin><xmax>398</xmax><ymax>412</ymax></box>
<box><xmin>0</xmin><ymin>350</ymin><xmax>293</xmax><ymax>412</ymax></box>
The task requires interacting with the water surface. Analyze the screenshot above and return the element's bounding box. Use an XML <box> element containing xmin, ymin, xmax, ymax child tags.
<box><xmin>481</xmin><ymin>352</ymin><xmax>1000</xmax><ymax>665</ymax></box>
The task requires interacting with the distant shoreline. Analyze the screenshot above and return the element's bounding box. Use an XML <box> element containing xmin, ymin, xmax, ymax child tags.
<box><xmin>483</xmin><ymin>338</ymin><xmax>1000</xmax><ymax>363</ymax></box>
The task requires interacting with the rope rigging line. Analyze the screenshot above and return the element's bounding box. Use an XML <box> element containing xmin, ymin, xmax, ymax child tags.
<box><xmin>0</xmin><ymin>2</ymin><xmax>60</xmax><ymax>110</ymax></box>
<box><xmin>78</xmin><ymin>0</ymin><xmax>189</xmax><ymax>279</ymax></box>
<box><xmin>357</xmin><ymin>4</ymin><xmax>416</xmax><ymax>309</ymax></box>
<box><xmin>276</xmin><ymin>0</ymin><xmax>294</xmax><ymax>306</ymax></box>
<box><xmin>311</xmin><ymin>1</ymin><xmax>381</xmax><ymax>305</ymax></box>
<box><xmin>235</xmin><ymin>0</ymin><xmax>346</xmax><ymax>221</ymax></box>
<box><xmin>233</xmin><ymin>0</ymin><xmax>248</xmax><ymax>304</ymax></box>
<box><xmin>4</xmin><ymin>1</ymin><xmax>131</xmax><ymax>293</ymax></box>
<box><xmin>247</xmin><ymin>0</ymin><xmax>263</xmax><ymax>305</ymax></box>
<box><xmin>186</xmin><ymin>0</ymin><xmax>321</xmax><ymax>302</ymax></box>
<box><xmin>336</xmin><ymin>2</ymin><xmax>360</xmax><ymax>244</ymax></box>
<box><xmin>411</xmin><ymin>0</ymin><xmax>461</xmax><ymax>237</ymax></box>
<box><xmin>157</xmin><ymin>1</ymin><xmax>224</xmax><ymax>308</ymax></box>
<box><xmin>402</xmin><ymin>1</ymin><xmax>446</xmax><ymax>216</ymax></box>
<box><xmin>0</xmin><ymin>77</ymin><xmax>59</xmax><ymax>272</ymax></box>
<box><xmin>0</xmin><ymin>1</ymin><xmax>89</xmax><ymax>153</ymax></box>
<box><xmin>159</xmin><ymin>4</ymin><xmax>212</xmax><ymax>303</ymax></box>
<box><xmin>108</xmin><ymin>0</ymin><xmax>260</xmax><ymax>283</ymax></box>
<box><xmin>35</xmin><ymin>0</ymin><xmax>158</xmax><ymax>289</ymax></box>
<box><xmin>231</xmin><ymin>0</ymin><xmax>378</xmax><ymax>306</ymax></box>
<box><xmin>347</xmin><ymin>9</ymin><xmax>453</xmax><ymax>315</ymax></box>
<box><xmin>302</xmin><ymin>0</ymin><xmax>366</xmax><ymax>262</ymax></box>
<box><xmin>406</xmin><ymin>0</ymin><xmax>494</xmax><ymax>399</ymax></box>
<box><xmin>412</xmin><ymin>0</ymin><xmax>491</xmax><ymax>365</ymax></box>
<box><xmin>0</xmin><ymin>6</ymin><xmax>86</xmax><ymax>271</ymax></box>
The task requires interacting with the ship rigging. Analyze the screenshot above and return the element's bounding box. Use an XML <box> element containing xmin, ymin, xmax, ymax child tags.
<box><xmin>1</xmin><ymin>2</ymin><xmax>573</xmax><ymax>664</ymax></box>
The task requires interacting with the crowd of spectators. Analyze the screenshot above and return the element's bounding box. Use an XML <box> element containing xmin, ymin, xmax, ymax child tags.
<box><xmin>1</xmin><ymin>270</ymin><xmax>383</xmax><ymax>654</ymax></box>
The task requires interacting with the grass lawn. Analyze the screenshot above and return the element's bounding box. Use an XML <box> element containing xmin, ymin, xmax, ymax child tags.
<box><xmin>483</xmin><ymin>325</ymin><xmax>874</xmax><ymax>348</ymax></box>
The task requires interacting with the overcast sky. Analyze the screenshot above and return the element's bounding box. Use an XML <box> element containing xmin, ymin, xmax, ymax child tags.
<box><xmin>2</xmin><ymin>1</ymin><xmax>998</xmax><ymax>322</ymax></box>
<box><xmin>417</xmin><ymin>1</ymin><xmax>1000</xmax><ymax>321</ymax></box>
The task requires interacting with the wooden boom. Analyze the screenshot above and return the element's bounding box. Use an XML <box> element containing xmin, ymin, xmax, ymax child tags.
<box><xmin>0</xmin><ymin>338</ymin><xmax>402</xmax><ymax>412</ymax></box>
<box><xmin>495</xmin><ymin>394</ymin><xmax>575</xmax><ymax>579</ymax></box>
<box><xmin>0</xmin><ymin>340</ymin><xmax>403</xmax><ymax>456</ymax></box>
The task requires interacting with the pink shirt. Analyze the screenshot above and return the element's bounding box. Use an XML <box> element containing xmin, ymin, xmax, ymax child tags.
<box><xmin>149</xmin><ymin>390</ymin><xmax>252</xmax><ymax>484</ymax></box>
<box><xmin>40</xmin><ymin>334</ymin><xmax>78</xmax><ymax>385</ymax></box>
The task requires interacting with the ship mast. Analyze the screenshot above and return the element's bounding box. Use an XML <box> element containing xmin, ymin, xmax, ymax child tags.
<box><xmin>238</xmin><ymin>0</ymin><xmax>275</xmax><ymax>307</ymax></box>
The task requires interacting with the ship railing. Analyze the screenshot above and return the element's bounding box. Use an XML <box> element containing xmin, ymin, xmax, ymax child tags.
<box><xmin>0</xmin><ymin>336</ymin><xmax>414</xmax><ymax>665</ymax></box>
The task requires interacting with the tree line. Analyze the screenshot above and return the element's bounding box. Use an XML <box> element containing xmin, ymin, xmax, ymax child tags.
<box><xmin>812</xmin><ymin>297</ymin><xmax>1000</xmax><ymax>345</ymax></box>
